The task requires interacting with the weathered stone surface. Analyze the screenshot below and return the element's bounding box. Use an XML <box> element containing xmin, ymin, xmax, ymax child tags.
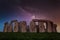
<box><xmin>18</xmin><ymin>23</ymin><xmax>20</xmax><ymax>32</ymax></box>
<box><xmin>3</xmin><ymin>22</ymin><xmax>9</xmax><ymax>32</ymax></box>
<box><xmin>46</xmin><ymin>21</ymin><xmax>53</xmax><ymax>32</ymax></box>
<box><xmin>53</xmin><ymin>24</ymin><xmax>57</xmax><ymax>32</ymax></box>
<box><xmin>38</xmin><ymin>22</ymin><xmax>45</xmax><ymax>32</ymax></box>
<box><xmin>19</xmin><ymin>21</ymin><xmax>27</xmax><ymax>32</ymax></box>
<box><xmin>13</xmin><ymin>20</ymin><xmax>19</xmax><ymax>32</ymax></box>
<box><xmin>32</xmin><ymin>19</ymin><xmax>54</xmax><ymax>32</ymax></box>
<box><xmin>3</xmin><ymin>19</ymin><xmax>57</xmax><ymax>33</ymax></box>
<box><xmin>8</xmin><ymin>23</ymin><xmax>13</xmax><ymax>32</ymax></box>
<box><xmin>29</xmin><ymin>21</ymin><xmax>37</xmax><ymax>32</ymax></box>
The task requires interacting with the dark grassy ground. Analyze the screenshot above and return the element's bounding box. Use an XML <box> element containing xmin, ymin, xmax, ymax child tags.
<box><xmin>0</xmin><ymin>32</ymin><xmax>60</xmax><ymax>40</ymax></box>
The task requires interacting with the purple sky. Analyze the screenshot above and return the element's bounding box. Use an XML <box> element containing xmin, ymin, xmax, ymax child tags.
<box><xmin>0</xmin><ymin>0</ymin><xmax>60</xmax><ymax>32</ymax></box>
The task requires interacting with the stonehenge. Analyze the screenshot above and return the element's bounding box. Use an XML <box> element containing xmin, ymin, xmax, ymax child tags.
<box><xmin>38</xmin><ymin>22</ymin><xmax>45</xmax><ymax>32</ymax></box>
<box><xmin>29</xmin><ymin>21</ymin><xmax>37</xmax><ymax>32</ymax></box>
<box><xmin>19</xmin><ymin>21</ymin><xmax>27</xmax><ymax>32</ymax></box>
<box><xmin>53</xmin><ymin>24</ymin><xmax>57</xmax><ymax>32</ymax></box>
<box><xmin>9</xmin><ymin>20</ymin><xmax>19</xmax><ymax>32</ymax></box>
<box><xmin>3</xmin><ymin>22</ymin><xmax>9</xmax><ymax>32</ymax></box>
<box><xmin>3</xmin><ymin>19</ymin><xmax>57</xmax><ymax>32</ymax></box>
<box><xmin>8</xmin><ymin>23</ymin><xmax>13</xmax><ymax>32</ymax></box>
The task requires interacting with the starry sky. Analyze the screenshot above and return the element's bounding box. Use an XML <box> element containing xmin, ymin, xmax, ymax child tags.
<box><xmin>0</xmin><ymin>0</ymin><xmax>60</xmax><ymax>32</ymax></box>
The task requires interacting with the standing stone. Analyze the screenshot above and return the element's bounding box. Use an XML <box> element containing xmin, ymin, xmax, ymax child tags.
<box><xmin>53</xmin><ymin>24</ymin><xmax>57</xmax><ymax>32</ymax></box>
<box><xmin>13</xmin><ymin>20</ymin><xmax>19</xmax><ymax>32</ymax></box>
<box><xmin>29</xmin><ymin>21</ymin><xmax>37</xmax><ymax>32</ymax></box>
<box><xmin>46</xmin><ymin>21</ymin><xmax>53</xmax><ymax>32</ymax></box>
<box><xmin>38</xmin><ymin>22</ymin><xmax>45</xmax><ymax>32</ymax></box>
<box><xmin>19</xmin><ymin>21</ymin><xmax>27</xmax><ymax>32</ymax></box>
<box><xmin>18</xmin><ymin>22</ymin><xmax>20</xmax><ymax>32</ymax></box>
<box><xmin>8</xmin><ymin>23</ymin><xmax>13</xmax><ymax>32</ymax></box>
<box><xmin>3</xmin><ymin>22</ymin><xmax>9</xmax><ymax>32</ymax></box>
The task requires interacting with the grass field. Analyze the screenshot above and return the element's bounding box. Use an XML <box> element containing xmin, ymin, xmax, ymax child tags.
<box><xmin>0</xmin><ymin>32</ymin><xmax>60</xmax><ymax>40</ymax></box>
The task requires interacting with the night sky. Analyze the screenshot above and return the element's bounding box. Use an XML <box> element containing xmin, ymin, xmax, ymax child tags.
<box><xmin>0</xmin><ymin>0</ymin><xmax>60</xmax><ymax>32</ymax></box>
